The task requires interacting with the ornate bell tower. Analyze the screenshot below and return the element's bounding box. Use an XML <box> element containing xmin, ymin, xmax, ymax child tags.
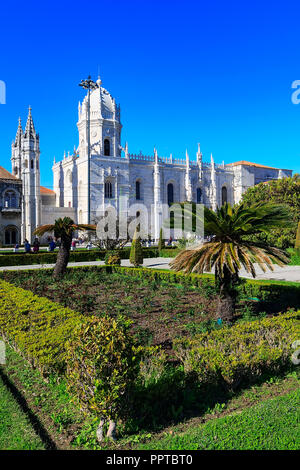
<box><xmin>11</xmin><ymin>107</ymin><xmax>41</xmax><ymax>242</ymax></box>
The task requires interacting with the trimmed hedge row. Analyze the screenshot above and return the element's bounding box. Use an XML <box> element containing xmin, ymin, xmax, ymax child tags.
<box><xmin>173</xmin><ymin>310</ymin><xmax>300</xmax><ymax>389</ymax></box>
<box><xmin>0</xmin><ymin>247</ymin><xmax>179</xmax><ymax>267</ymax></box>
<box><xmin>0</xmin><ymin>279</ymin><xmax>82</xmax><ymax>374</ymax></box>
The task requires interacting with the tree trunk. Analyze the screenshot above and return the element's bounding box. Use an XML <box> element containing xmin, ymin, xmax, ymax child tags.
<box><xmin>215</xmin><ymin>266</ymin><xmax>235</xmax><ymax>322</ymax></box>
<box><xmin>96</xmin><ymin>418</ymin><xmax>116</xmax><ymax>442</ymax></box>
<box><xmin>53</xmin><ymin>235</ymin><xmax>71</xmax><ymax>278</ymax></box>
<box><xmin>216</xmin><ymin>292</ymin><xmax>235</xmax><ymax>322</ymax></box>
<box><xmin>107</xmin><ymin>420</ymin><xmax>116</xmax><ymax>440</ymax></box>
<box><xmin>96</xmin><ymin>418</ymin><xmax>105</xmax><ymax>442</ymax></box>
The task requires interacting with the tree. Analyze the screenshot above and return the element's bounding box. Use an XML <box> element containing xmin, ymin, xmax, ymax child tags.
<box><xmin>241</xmin><ymin>175</ymin><xmax>300</xmax><ymax>249</ymax></box>
<box><xmin>158</xmin><ymin>228</ymin><xmax>165</xmax><ymax>252</ymax></box>
<box><xmin>34</xmin><ymin>217</ymin><xmax>96</xmax><ymax>278</ymax></box>
<box><xmin>129</xmin><ymin>230</ymin><xmax>143</xmax><ymax>267</ymax></box>
<box><xmin>295</xmin><ymin>221</ymin><xmax>300</xmax><ymax>254</ymax></box>
<box><xmin>170</xmin><ymin>203</ymin><xmax>290</xmax><ymax>321</ymax></box>
<box><xmin>92</xmin><ymin>215</ymin><xmax>135</xmax><ymax>251</ymax></box>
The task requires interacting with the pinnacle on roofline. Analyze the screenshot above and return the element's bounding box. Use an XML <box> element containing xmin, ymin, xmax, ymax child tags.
<box><xmin>24</xmin><ymin>106</ymin><xmax>36</xmax><ymax>139</ymax></box>
<box><xmin>14</xmin><ymin>116</ymin><xmax>23</xmax><ymax>145</ymax></box>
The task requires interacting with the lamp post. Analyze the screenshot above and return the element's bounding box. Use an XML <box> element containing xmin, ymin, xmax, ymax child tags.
<box><xmin>79</xmin><ymin>75</ymin><xmax>99</xmax><ymax>224</ymax></box>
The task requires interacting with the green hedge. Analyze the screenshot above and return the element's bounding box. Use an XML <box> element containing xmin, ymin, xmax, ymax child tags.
<box><xmin>173</xmin><ymin>310</ymin><xmax>300</xmax><ymax>389</ymax></box>
<box><xmin>0</xmin><ymin>247</ymin><xmax>179</xmax><ymax>267</ymax></box>
<box><xmin>0</xmin><ymin>279</ymin><xmax>82</xmax><ymax>374</ymax></box>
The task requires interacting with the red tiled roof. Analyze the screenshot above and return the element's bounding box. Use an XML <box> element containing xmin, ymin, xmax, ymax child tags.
<box><xmin>227</xmin><ymin>161</ymin><xmax>278</xmax><ymax>169</ymax></box>
<box><xmin>0</xmin><ymin>166</ymin><xmax>17</xmax><ymax>179</ymax></box>
<box><xmin>40</xmin><ymin>186</ymin><xmax>55</xmax><ymax>195</ymax></box>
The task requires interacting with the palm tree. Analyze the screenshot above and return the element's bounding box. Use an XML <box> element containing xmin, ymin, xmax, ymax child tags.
<box><xmin>170</xmin><ymin>203</ymin><xmax>290</xmax><ymax>321</ymax></box>
<box><xmin>34</xmin><ymin>217</ymin><xmax>96</xmax><ymax>278</ymax></box>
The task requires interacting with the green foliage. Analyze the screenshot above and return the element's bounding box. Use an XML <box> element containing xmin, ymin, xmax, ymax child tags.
<box><xmin>170</xmin><ymin>202</ymin><xmax>290</xmax><ymax>320</ymax></box>
<box><xmin>0</xmin><ymin>375</ymin><xmax>45</xmax><ymax>450</ymax></box>
<box><xmin>0</xmin><ymin>247</ymin><xmax>179</xmax><ymax>267</ymax></box>
<box><xmin>0</xmin><ymin>279</ymin><xmax>82</xmax><ymax>374</ymax></box>
<box><xmin>34</xmin><ymin>217</ymin><xmax>96</xmax><ymax>239</ymax></box>
<box><xmin>241</xmin><ymin>175</ymin><xmax>300</xmax><ymax>249</ymax></box>
<box><xmin>137</xmin><ymin>388</ymin><xmax>300</xmax><ymax>450</ymax></box>
<box><xmin>295</xmin><ymin>221</ymin><xmax>300</xmax><ymax>253</ymax></box>
<box><xmin>173</xmin><ymin>311</ymin><xmax>300</xmax><ymax>389</ymax></box>
<box><xmin>158</xmin><ymin>228</ymin><xmax>165</xmax><ymax>252</ymax></box>
<box><xmin>129</xmin><ymin>233</ymin><xmax>144</xmax><ymax>267</ymax></box>
<box><xmin>104</xmin><ymin>251</ymin><xmax>121</xmax><ymax>265</ymax></box>
<box><xmin>65</xmin><ymin>315</ymin><xmax>144</xmax><ymax>421</ymax></box>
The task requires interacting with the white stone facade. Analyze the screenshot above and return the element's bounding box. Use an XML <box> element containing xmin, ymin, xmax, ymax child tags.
<box><xmin>52</xmin><ymin>78</ymin><xmax>292</xmax><ymax>238</ymax></box>
<box><xmin>7</xmin><ymin>78</ymin><xmax>293</xmax><ymax>244</ymax></box>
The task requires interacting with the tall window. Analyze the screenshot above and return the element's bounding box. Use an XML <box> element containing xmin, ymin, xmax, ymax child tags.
<box><xmin>5</xmin><ymin>227</ymin><xmax>17</xmax><ymax>245</ymax></box>
<box><xmin>4</xmin><ymin>190</ymin><xmax>17</xmax><ymax>208</ymax></box>
<box><xmin>104</xmin><ymin>139</ymin><xmax>110</xmax><ymax>156</ymax></box>
<box><xmin>222</xmin><ymin>186</ymin><xmax>228</xmax><ymax>205</ymax></box>
<box><xmin>167</xmin><ymin>183</ymin><xmax>174</xmax><ymax>206</ymax></box>
<box><xmin>105</xmin><ymin>181</ymin><xmax>113</xmax><ymax>199</ymax></box>
<box><xmin>136</xmin><ymin>180</ymin><xmax>141</xmax><ymax>200</ymax></box>
<box><xmin>31</xmin><ymin>159</ymin><xmax>34</xmax><ymax>169</ymax></box>
<box><xmin>196</xmin><ymin>187</ymin><xmax>202</xmax><ymax>203</ymax></box>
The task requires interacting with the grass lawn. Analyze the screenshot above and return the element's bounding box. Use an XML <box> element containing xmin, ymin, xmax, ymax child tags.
<box><xmin>1</xmin><ymin>342</ymin><xmax>300</xmax><ymax>450</ymax></box>
<box><xmin>136</xmin><ymin>387</ymin><xmax>300</xmax><ymax>450</ymax></box>
<box><xmin>0</xmin><ymin>372</ymin><xmax>45</xmax><ymax>450</ymax></box>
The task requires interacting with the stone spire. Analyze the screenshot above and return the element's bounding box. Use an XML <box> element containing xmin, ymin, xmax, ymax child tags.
<box><xmin>24</xmin><ymin>106</ymin><xmax>36</xmax><ymax>139</ymax></box>
<box><xmin>197</xmin><ymin>143</ymin><xmax>203</xmax><ymax>181</ymax></box>
<box><xmin>154</xmin><ymin>147</ymin><xmax>158</xmax><ymax>165</ymax></box>
<box><xmin>185</xmin><ymin>149</ymin><xmax>192</xmax><ymax>202</ymax></box>
<box><xmin>196</xmin><ymin>143</ymin><xmax>202</xmax><ymax>164</ymax></box>
<box><xmin>15</xmin><ymin>117</ymin><xmax>23</xmax><ymax>147</ymax></box>
<box><xmin>153</xmin><ymin>147</ymin><xmax>161</xmax><ymax>238</ymax></box>
<box><xmin>210</xmin><ymin>153</ymin><xmax>217</xmax><ymax>210</ymax></box>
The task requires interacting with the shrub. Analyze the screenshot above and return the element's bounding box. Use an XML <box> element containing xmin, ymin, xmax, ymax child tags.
<box><xmin>104</xmin><ymin>251</ymin><xmax>121</xmax><ymax>265</ymax></box>
<box><xmin>173</xmin><ymin>310</ymin><xmax>300</xmax><ymax>390</ymax></box>
<box><xmin>0</xmin><ymin>279</ymin><xmax>81</xmax><ymax>374</ymax></box>
<box><xmin>65</xmin><ymin>315</ymin><xmax>144</xmax><ymax>421</ymax></box>
<box><xmin>158</xmin><ymin>228</ymin><xmax>165</xmax><ymax>252</ymax></box>
<box><xmin>295</xmin><ymin>221</ymin><xmax>300</xmax><ymax>254</ymax></box>
<box><xmin>129</xmin><ymin>233</ymin><xmax>144</xmax><ymax>267</ymax></box>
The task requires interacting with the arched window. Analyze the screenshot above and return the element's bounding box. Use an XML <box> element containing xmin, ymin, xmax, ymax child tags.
<box><xmin>104</xmin><ymin>139</ymin><xmax>110</xmax><ymax>156</ymax></box>
<box><xmin>222</xmin><ymin>186</ymin><xmax>228</xmax><ymax>205</ymax></box>
<box><xmin>196</xmin><ymin>187</ymin><xmax>202</xmax><ymax>204</ymax></box>
<box><xmin>167</xmin><ymin>183</ymin><xmax>174</xmax><ymax>206</ymax></box>
<box><xmin>4</xmin><ymin>227</ymin><xmax>17</xmax><ymax>245</ymax></box>
<box><xmin>105</xmin><ymin>181</ymin><xmax>113</xmax><ymax>199</ymax></box>
<box><xmin>136</xmin><ymin>180</ymin><xmax>141</xmax><ymax>200</ymax></box>
<box><xmin>4</xmin><ymin>190</ymin><xmax>17</xmax><ymax>208</ymax></box>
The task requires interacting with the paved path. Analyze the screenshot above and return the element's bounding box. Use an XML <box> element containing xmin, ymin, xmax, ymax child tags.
<box><xmin>0</xmin><ymin>257</ymin><xmax>299</xmax><ymax>282</ymax></box>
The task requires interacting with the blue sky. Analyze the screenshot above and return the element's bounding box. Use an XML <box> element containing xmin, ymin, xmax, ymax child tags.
<box><xmin>0</xmin><ymin>0</ymin><xmax>300</xmax><ymax>188</ymax></box>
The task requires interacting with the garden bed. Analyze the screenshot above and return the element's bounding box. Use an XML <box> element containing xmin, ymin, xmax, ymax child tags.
<box><xmin>0</xmin><ymin>268</ymin><xmax>220</xmax><ymax>354</ymax></box>
<box><xmin>0</xmin><ymin>266</ymin><xmax>299</xmax><ymax>438</ymax></box>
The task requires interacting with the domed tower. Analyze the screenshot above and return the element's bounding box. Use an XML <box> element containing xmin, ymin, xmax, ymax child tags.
<box><xmin>77</xmin><ymin>76</ymin><xmax>122</xmax><ymax>159</ymax></box>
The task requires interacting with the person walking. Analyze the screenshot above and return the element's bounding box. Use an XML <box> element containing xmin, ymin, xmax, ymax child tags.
<box><xmin>48</xmin><ymin>238</ymin><xmax>56</xmax><ymax>252</ymax></box>
<box><xmin>33</xmin><ymin>238</ymin><xmax>40</xmax><ymax>253</ymax></box>
<box><xmin>24</xmin><ymin>239</ymin><xmax>31</xmax><ymax>253</ymax></box>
